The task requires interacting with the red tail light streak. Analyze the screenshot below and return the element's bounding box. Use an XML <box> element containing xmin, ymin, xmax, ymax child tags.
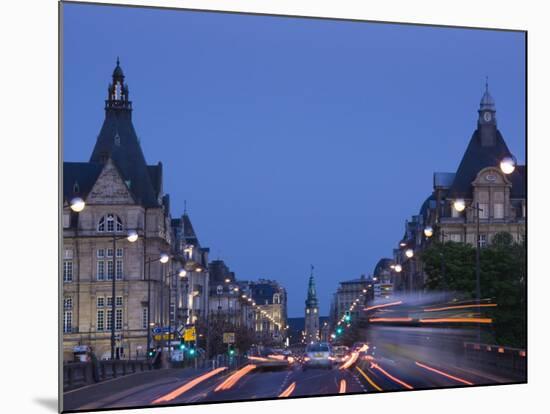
<box><xmin>215</xmin><ymin>364</ymin><xmax>256</xmax><ymax>392</ymax></box>
<box><xmin>279</xmin><ymin>382</ymin><xmax>296</xmax><ymax>398</ymax></box>
<box><xmin>153</xmin><ymin>367</ymin><xmax>228</xmax><ymax>403</ymax></box>
<box><xmin>370</xmin><ymin>362</ymin><xmax>414</xmax><ymax>390</ymax></box>
<box><xmin>419</xmin><ymin>317</ymin><xmax>492</xmax><ymax>324</ymax></box>
<box><xmin>414</xmin><ymin>361</ymin><xmax>473</xmax><ymax>385</ymax></box>
<box><xmin>423</xmin><ymin>303</ymin><xmax>497</xmax><ymax>312</ymax></box>
<box><xmin>364</xmin><ymin>301</ymin><xmax>403</xmax><ymax>312</ymax></box>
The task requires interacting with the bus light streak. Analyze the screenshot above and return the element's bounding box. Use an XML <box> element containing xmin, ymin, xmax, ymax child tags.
<box><xmin>279</xmin><ymin>382</ymin><xmax>296</xmax><ymax>398</ymax></box>
<box><xmin>414</xmin><ymin>361</ymin><xmax>474</xmax><ymax>385</ymax></box>
<box><xmin>215</xmin><ymin>365</ymin><xmax>256</xmax><ymax>392</ymax></box>
<box><xmin>364</xmin><ymin>301</ymin><xmax>403</xmax><ymax>312</ymax></box>
<box><xmin>153</xmin><ymin>367</ymin><xmax>228</xmax><ymax>403</ymax></box>
<box><xmin>419</xmin><ymin>318</ymin><xmax>492</xmax><ymax>324</ymax></box>
<box><xmin>423</xmin><ymin>303</ymin><xmax>497</xmax><ymax>312</ymax></box>
<box><xmin>369</xmin><ymin>317</ymin><xmax>413</xmax><ymax>323</ymax></box>
<box><xmin>370</xmin><ymin>363</ymin><xmax>414</xmax><ymax>390</ymax></box>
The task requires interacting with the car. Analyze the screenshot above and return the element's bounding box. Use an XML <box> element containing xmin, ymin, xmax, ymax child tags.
<box><xmin>303</xmin><ymin>342</ymin><xmax>333</xmax><ymax>370</ymax></box>
<box><xmin>247</xmin><ymin>346</ymin><xmax>292</xmax><ymax>370</ymax></box>
<box><xmin>332</xmin><ymin>345</ymin><xmax>350</xmax><ymax>363</ymax></box>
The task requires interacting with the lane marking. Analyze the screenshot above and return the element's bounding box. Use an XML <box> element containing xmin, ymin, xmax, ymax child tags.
<box><xmin>414</xmin><ymin>361</ymin><xmax>474</xmax><ymax>385</ymax></box>
<box><xmin>370</xmin><ymin>363</ymin><xmax>414</xmax><ymax>390</ymax></box>
<box><xmin>278</xmin><ymin>381</ymin><xmax>296</xmax><ymax>398</ymax></box>
<box><xmin>355</xmin><ymin>366</ymin><xmax>383</xmax><ymax>392</ymax></box>
<box><xmin>153</xmin><ymin>367</ymin><xmax>228</xmax><ymax>403</ymax></box>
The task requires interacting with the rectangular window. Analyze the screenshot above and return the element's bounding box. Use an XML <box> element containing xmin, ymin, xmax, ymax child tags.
<box><xmin>115</xmin><ymin>309</ymin><xmax>123</xmax><ymax>330</ymax></box>
<box><xmin>63</xmin><ymin>311</ymin><xmax>72</xmax><ymax>333</ymax></box>
<box><xmin>107</xmin><ymin>219</ymin><xmax>114</xmax><ymax>232</ymax></box>
<box><xmin>63</xmin><ymin>261</ymin><xmax>73</xmax><ymax>283</ymax></box>
<box><xmin>107</xmin><ymin>296</ymin><xmax>113</xmax><ymax>307</ymax></box>
<box><xmin>64</xmin><ymin>249</ymin><xmax>73</xmax><ymax>259</ymax></box>
<box><xmin>97</xmin><ymin>297</ymin><xmax>104</xmax><ymax>307</ymax></box>
<box><xmin>116</xmin><ymin>296</ymin><xmax>123</xmax><ymax>307</ymax></box>
<box><xmin>63</xmin><ymin>213</ymin><xmax>70</xmax><ymax>228</ymax></box>
<box><xmin>97</xmin><ymin>261</ymin><xmax>105</xmax><ymax>281</ymax></box>
<box><xmin>478</xmin><ymin>234</ymin><xmax>488</xmax><ymax>248</ymax></box>
<box><xmin>107</xmin><ymin>248</ymin><xmax>114</xmax><ymax>258</ymax></box>
<box><xmin>451</xmin><ymin>207</ymin><xmax>461</xmax><ymax>218</ymax></box>
<box><xmin>478</xmin><ymin>203</ymin><xmax>489</xmax><ymax>219</ymax></box>
<box><xmin>107</xmin><ymin>260</ymin><xmax>114</xmax><ymax>280</ymax></box>
<box><xmin>64</xmin><ymin>297</ymin><xmax>73</xmax><ymax>310</ymax></box>
<box><xmin>142</xmin><ymin>307</ymin><xmax>148</xmax><ymax>329</ymax></box>
<box><xmin>116</xmin><ymin>248</ymin><xmax>123</xmax><ymax>257</ymax></box>
<box><xmin>97</xmin><ymin>249</ymin><xmax>105</xmax><ymax>258</ymax></box>
<box><xmin>449</xmin><ymin>233</ymin><xmax>462</xmax><ymax>243</ymax></box>
<box><xmin>115</xmin><ymin>259</ymin><xmax>123</xmax><ymax>280</ymax></box>
<box><xmin>106</xmin><ymin>309</ymin><xmax>113</xmax><ymax>330</ymax></box>
<box><xmin>97</xmin><ymin>309</ymin><xmax>104</xmax><ymax>331</ymax></box>
<box><xmin>494</xmin><ymin>203</ymin><xmax>504</xmax><ymax>219</ymax></box>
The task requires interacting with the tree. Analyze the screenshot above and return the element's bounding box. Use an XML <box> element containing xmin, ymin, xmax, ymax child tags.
<box><xmin>421</xmin><ymin>232</ymin><xmax>526</xmax><ymax>348</ymax></box>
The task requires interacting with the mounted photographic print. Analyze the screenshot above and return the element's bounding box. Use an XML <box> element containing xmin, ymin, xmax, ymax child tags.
<box><xmin>60</xmin><ymin>1</ymin><xmax>526</xmax><ymax>412</ymax></box>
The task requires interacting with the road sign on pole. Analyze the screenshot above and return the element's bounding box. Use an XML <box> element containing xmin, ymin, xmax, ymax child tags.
<box><xmin>184</xmin><ymin>327</ymin><xmax>196</xmax><ymax>341</ymax></box>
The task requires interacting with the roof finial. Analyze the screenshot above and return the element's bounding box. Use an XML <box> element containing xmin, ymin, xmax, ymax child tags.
<box><xmin>310</xmin><ymin>264</ymin><xmax>314</xmax><ymax>277</ymax></box>
<box><xmin>117</xmin><ymin>56</ymin><xmax>120</xmax><ymax>66</ymax></box>
<box><xmin>485</xmin><ymin>75</ymin><xmax>489</xmax><ymax>93</ymax></box>
<box><xmin>184</xmin><ymin>199</ymin><xmax>187</xmax><ymax>214</ymax></box>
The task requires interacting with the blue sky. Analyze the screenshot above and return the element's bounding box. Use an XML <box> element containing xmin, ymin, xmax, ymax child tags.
<box><xmin>62</xmin><ymin>3</ymin><xmax>525</xmax><ymax>317</ymax></box>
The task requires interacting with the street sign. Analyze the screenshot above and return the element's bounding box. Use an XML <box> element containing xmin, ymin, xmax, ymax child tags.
<box><xmin>223</xmin><ymin>332</ymin><xmax>235</xmax><ymax>344</ymax></box>
<box><xmin>152</xmin><ymin>326</ymin><xmax>173</xmax><ymax>334</ymax></box>
<box><xmin>184</xmin><ymin>327</ymin><xmax>197</xmax><ymax>341</ymax></box>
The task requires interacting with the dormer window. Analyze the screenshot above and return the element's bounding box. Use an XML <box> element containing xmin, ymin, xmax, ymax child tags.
<box><xmin>98</xmin><ymin>214</ymin><xmax>123</xmax><ymax>232</ymax></box>
<box><xmin>273</xmin><ymin>293</ymin><xmax>280</xmax><ymax>304</ymax></box>
<box><xmin>73</xmin><ymin>182</ymin><xmax>80</xmax><ymax>194</ymax></box>
<box><xmin>114</xmin><ymin>133</ymin><xmax>121</xmax><ymax>146</ymax></box>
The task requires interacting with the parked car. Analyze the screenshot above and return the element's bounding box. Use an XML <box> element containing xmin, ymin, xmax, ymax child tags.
<box><xmin>303</xmin><ymin>342</ymin><xmax>333</xmax><ymax>370</ymax></box>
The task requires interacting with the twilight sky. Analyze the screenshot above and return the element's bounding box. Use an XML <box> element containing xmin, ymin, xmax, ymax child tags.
<box><xmin>62</xmin><ymin>3</ymin><xmax>525</xmax><ymax>317</ymax></box>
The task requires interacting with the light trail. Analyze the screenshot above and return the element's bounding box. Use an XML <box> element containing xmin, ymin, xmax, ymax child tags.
<box><xmin>278</xmin><ymin>382</ymin><xmax>296</xmax><ymax>398</ymax></box>
<box><xmin>339</xmin><ymin>379</ymin><xmax>347</xmax><ymax>394</ymax></box>
<box><xmin>247</xmin><ymin>356</ymin><xmax>270</xmax><ymax>362</ymax></box>
<box><xmin>423</xmin><ymin>303</ymin><xmax>497</xmax><ymax>312</ymax></box>
<box><xmin>419</xmin><ymin>317</ymin><xmax>492</xmax><ymax>324</ymax></box>
<box><xmin>369</xmin><ymin>317</ymin><xmax>413</xmax><ymax>323</ymax></box>
<box><xmin>414</xmin><ymin>361</ymin><xmax>474</xmax><ymax>386</ymax></box>
<box><xmin>364</xmin><ymin>301</ymin><xmax>403</xmax><ymax>312</ymax></box>
<box><xmin>215</xmin><ymin>364</ymin><xmax>256</xmax><ymax>392</ymax></box>
<box><xmin>370</xmin><ymin>363</ymin><xmax>414</xmax><ymax>390</ymax></box>
<box><xmin>340</xmin><ymin>352</ymin><xmax>359</xmax><ymax>369</ymax></box>
<box><xmin>355</xmin><ymin>366</ymin><xmax>383</xmax><ymax>391</ymax></box>
<box><xmin>153</xmin><ymin>367</ymin><xmax>228</xmax><ymax>403</ymax></box>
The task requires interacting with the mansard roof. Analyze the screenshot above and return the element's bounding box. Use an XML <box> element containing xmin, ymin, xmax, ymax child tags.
<box><xmin>89</xmin><ymin>60</ymin><xmax>159</xmax><ymax>207</ymax></box>
<box><xmin>448</xmin><ymin>128</ymin><xmax>514</xmax><ymax>199</ymax></box>
<box><xmin>63</xmin><ymin>162</ymin><xmax>103</xmax><ymax>203</ymax></box>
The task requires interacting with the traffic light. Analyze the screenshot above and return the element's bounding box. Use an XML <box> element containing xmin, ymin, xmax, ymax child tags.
<box><xmin>344</xmin><ymin>311</ymin><xmax>351</xmax><ymax>323</ymax></box>
<box><xmin>336</xmin><ymin>326</ymin><xmax>344</xmax><ymax>336</ymax></box>
<box><xmin>147</xmin><ymin>348</ymin><xmax>156</xmax><ymax>358</ymax></box>
<box><xmin>188</xmin><ymin>344</ymin><xmax>196</xmax><ymax>357</ymax></box>
<box><xmin>228</xmin><ymin>345</ymin><xmax>235</xmax><ymax>357</ymax></box>
<box><xmin>179</xmin><ymin>341</ymin><xmax>186</xmax><ymax>351</ymax></box>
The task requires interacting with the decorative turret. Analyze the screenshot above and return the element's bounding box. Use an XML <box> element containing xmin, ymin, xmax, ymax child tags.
<box><xmin>106</xmin><ymin>57</ymin><xmax>132</xmax><ymax>111</ymax></box>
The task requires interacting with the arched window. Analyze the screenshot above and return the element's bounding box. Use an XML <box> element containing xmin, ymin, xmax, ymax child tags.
<box><xmin>273</xmin><ymin>293</ymin><xmax>280</xmax><ymax>304</ymax></box>
<box><xmin>98</xmin><ymin>214</ymin><xmax>123</xmax><ymax>232</ymax></box>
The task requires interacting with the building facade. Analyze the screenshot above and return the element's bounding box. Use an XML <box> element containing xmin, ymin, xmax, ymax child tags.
<box><xmin>249</xmin><ymin>279</ymin><xmax>288</xmax><ymax>345</ymax></box>
<box><xmin>63</xmin><ymin>60</ymin><xmax>172</xmax><ymax>361</ymax></box>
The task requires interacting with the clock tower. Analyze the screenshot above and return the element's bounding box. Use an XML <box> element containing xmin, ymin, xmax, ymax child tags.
<box><xmin>304</xmin><ymin>266</ymin><xmax>320</xmax><ymax>344</ymax></box>
<box><xmin>477</xmin><ymin>79</ymin><xmax>497</xmax><ymax>147</ymax></box>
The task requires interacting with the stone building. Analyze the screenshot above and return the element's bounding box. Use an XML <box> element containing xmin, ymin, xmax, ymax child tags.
<box><xmin>304</xmin><ymin>271</ymin><xmax>320</xmax><ymax>344</ymax></box>
<box><xmin>393</xmin><ymin>83</ymin><xmax>526</xmax><ymax>292</ymax></box>
<box><xmin>248</xmin><ymin>279</ymin><xmax>287</xmax><ymax>345</ymax></box>
<box><xmin>62</xmin><ymin>60</ymin><xmax>172</xmax><ymax>360</ymax></box>
<box><xmin>329</xmin><ymin>274</ymin><xmax>370</xmax><ymax>327</ymax></box>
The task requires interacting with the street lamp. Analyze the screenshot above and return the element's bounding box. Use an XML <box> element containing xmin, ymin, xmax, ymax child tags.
<box><xmin>69</xmin><ymin>197</ymin><xmax>85</xmax><ymax>212</ymax></box>
<box><xmin>500</xmin><ymin>156</ymin><xmax>517</xmax><ymax>175</ymax></box>
<box><xmin>146</xmin><ymin>253</ymin><xmax>171</xmax><ymax>355</ymax></box>
<box><xmin>452</xmin><ymin>199</ymin><xmax>484</xmax><ymax>341</ymax></box>
<box><xmin>394</xmin><ymin>264</ymin><xmax>402</xmax><ymax>273</ymax></box>
<box><xmin>423</xmin><ymin>226</ymin><xmax>433</xmax><ymax>238</ymax></box>
<box><xmin>405</xmin><ymin>248</ymin><xmax>414</xmax><ymax>258</ymax></box>
<box><xmin>110</xmin><ymin>229</ymin><xmax>139</xmax><ymax>360</ymax></box>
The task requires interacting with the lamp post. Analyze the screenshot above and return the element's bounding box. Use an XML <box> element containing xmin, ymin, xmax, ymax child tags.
<box><xmin>109</xmin><ymin>229</ymin><xmax>139</xmax><ymax>360</ymax></box>
<box><xmin>145</xmin><ymin>253</ymin><xmax>170</xmax><ymax>356</ymax></box>
<box><xmin>453</xmin><ymin>199</ymin><xmax>483</xmax><ymax>342</ymax></box>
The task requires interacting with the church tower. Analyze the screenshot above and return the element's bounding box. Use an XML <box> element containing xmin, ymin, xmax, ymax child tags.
<box><xmin>304</xmin><ymin>266</ymin><xmax>320</xmax><ymax>344</ymax></box>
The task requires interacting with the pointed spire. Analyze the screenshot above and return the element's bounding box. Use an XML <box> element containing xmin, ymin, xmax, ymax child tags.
<box><xmin>479</xmin><ymin>76</ymin><xmax>496</xmax><ymax>111</ymax></box>
<box><xmin>306</xmin><ymin>266</ymin><xmax>318</xmax><ymax>307</ymax></box>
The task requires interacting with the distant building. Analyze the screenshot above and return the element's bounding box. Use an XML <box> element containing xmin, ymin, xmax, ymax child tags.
<box><xmin>304</xmin><ymin>270</ymin><xmax>320</xmax><ymax>343</ymax></box>
<box><xmin>249</xmin><ymin>279</ymin><xmax>287</xmax><ymax>345</ymax></box>
<box><xmin>330</xmin><ymin>275</ymin><xmax>370</xmax><ymax>327</ymax></box>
